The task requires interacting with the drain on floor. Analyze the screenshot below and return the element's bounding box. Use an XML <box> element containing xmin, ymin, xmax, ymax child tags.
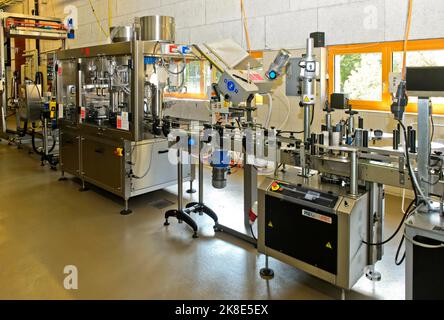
<box><xmin>148</xmin><ymin>199</ymin><xmax>175</xmax><ymax>209</ymax></box>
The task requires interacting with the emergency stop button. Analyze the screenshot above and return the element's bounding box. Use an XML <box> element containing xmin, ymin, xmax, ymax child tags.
<box><xmin>114</xmin><ymin>148</ymin><xmax>124</xmax><ymax>157</ymax></box>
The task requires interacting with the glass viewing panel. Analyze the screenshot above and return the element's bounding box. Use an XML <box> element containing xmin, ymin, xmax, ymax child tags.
<box><xmin>80</xmin><ymin>55</ymin><xmax>132</xmax><ymax>131</ymax></box>
<box><xmin>56</xmin><ymin>59</ymin><xmax>78</xmax><ymax>124</ymax></box>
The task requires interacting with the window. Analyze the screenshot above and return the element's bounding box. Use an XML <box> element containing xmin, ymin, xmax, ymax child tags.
<box><xmin>184</xmin><ymin>61</ymin><xmax>205</xmax><ymax>94</ymax></box>
<box><xmin>165</xmin><ymin>60</ymin><xmax>210</xmax><ymax>99</ymax></box>
<box><xmin>335</xmin><ymin>53</ymin><xmax>383</xmax><ymax>101</ymax></box>
<box><xmin>328</xmin><ymin>39</ymin><xmax>444</xmax><ymax>114</ymax></box>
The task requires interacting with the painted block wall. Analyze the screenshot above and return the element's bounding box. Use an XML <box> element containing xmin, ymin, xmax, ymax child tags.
<box><xmin>32</xmin><ymin>0</ymin><xmax>444</xmax><ymax>49</ymax></box>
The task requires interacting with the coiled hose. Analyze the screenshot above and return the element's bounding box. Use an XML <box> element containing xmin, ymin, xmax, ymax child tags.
<box><xmin>31</xmin><ymin>128</ymin><xmax>56</xmax><ymax>155</ymax></box>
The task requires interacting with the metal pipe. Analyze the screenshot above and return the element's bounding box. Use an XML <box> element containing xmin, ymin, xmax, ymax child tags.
<box><xmin>358</xmin><ymin>116</ymin><xmax>364</xmax><ymax>129</ymax></box>
<box><xmin>325</xmin><ymin>112</ymin><xmax>332</xmax><ymax>131</ymax></box>
<box><xmin>362</xmin><ymin>130</ymin><xmax>369</xmax><ymax>148</ymax></box>
<box><xmin>393</xmin><ymin>129</ymin><xmax>399</xmax><ymax>150</ymax></box>
<box><xmin>177</xmin><ymin>147</ymin><xmax>183</xmax><ymax>210</ymax></box>
<box><xmin>0</xmin><ymin>21</ymin><xmax>6</xmax><ymax>134</ymax></box>
<box><xmin>376</xmin><ymin>183</ymin><xmax>385</xmax><ymax>260</ymax></box>
<box><xmin>43</xmin><ymin>118</ymin><xmax>48</xmax><ymax>156</ymax></box>
<box><xmin>349</xmin><ymin>114</ymin><xmax>355</xmax><ymax>136</ymax></box>
<box><xmin>349</xmin><ymin>150</ymin><xmax>358</xmax><ymax>196</ymax></box>
<box><xmin>306</xmin><ymin>38</ymin><xmax>314</xmax><ymax>59</ymax></box>
<box><xmin>310</xmin><ymin>133</ymin><xmax>317</xmax><ymax>155</ymax></box>
<box><xmin>304</xmin><ymin>104</ymin><xmax>311</xmax><ymax>144</ymax></box>
<box><xmin>198</xmin><ymin>139</ymin><xmax>204</xmax><ymax>204</ymax></box>
<box><xmin>417</xmin><ymin>98</ymin><xmax>431</xmax><ymax>199</ymax></box>
<box><xmin>409</xmin><ymin>129</ymin><xmax>416</xmax><ymax>154</ymax></box>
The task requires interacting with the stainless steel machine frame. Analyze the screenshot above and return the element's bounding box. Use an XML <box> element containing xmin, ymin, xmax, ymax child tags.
<box><xmin>56</xmin><ymin>39</ymin><xmax>193</xmax><ymax>213</ymax></box>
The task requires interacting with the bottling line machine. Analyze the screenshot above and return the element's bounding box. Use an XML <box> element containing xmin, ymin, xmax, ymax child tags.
<box><xmin>161</xmin><ymin>33</ymin><xmax>444</xmax><ymax>299</ymax></box>
<box><xmin>56</xmin><ymin>16</ymin><xmax>197</xmax><ymax>214</ymax></box>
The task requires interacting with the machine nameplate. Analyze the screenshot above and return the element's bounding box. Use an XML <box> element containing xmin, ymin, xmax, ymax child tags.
<box><xmin>302</xmin><ymin>209</ymin><xmax>332</xmax><ymax>224</ymax></box>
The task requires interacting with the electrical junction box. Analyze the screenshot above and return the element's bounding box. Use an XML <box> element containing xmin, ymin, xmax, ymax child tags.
<box><xmin>286</xmin><ymin>57</ymin><xmax>302</xmax><ymax>97</ymax></box>
<box><xmin>310</xmin><ymin>32</ymin><xmax>325</xmax><ymax>48</ymax></box>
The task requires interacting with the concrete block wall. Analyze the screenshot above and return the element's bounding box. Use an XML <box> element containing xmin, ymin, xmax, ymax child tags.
<box><xmin>33</xmin><ymin>0</ymin><xmax>444</xmax><ymax>49</ymax></box>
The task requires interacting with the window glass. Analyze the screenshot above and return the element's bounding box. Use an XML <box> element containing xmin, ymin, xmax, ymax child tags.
<box><xmin>334</xmin><ymin>53</ymin><xmax>383</xmax><ymax>101</ymax></box>
<box><xmin>185</xmin><ymin>61</ymin><xmax>201</xmax><ymax>94</ymax></box>
<box><xmin>393</xmin><ymin>50</ymin><xmax>444</xmax><ymax>106</ymax></box>
<box><xmin>392</xmin><ymin>50</ymin><xmax>444</xmax><ymax>73</ymax></box>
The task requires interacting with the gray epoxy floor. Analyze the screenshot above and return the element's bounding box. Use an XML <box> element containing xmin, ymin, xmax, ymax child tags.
<box><xmin>0</xmin><ymin>140</ymin><xmax>406</xmax><ymax>299</ymax></box>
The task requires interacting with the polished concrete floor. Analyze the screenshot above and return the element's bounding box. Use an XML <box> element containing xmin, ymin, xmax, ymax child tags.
<box><xmin>0</xmin><ymin>140</ymin><xmax>407</xmax><ymax>300</ymax></box>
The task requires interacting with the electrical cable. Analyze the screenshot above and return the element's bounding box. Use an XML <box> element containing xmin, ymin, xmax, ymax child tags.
<box><xmin>31</xmin><ymin>128</ymin><xmax>56</xmax><ymax>155</ymax></box>
<box><xmin>401</xmin><ymin>188</ymin><xmax>407</xmax><ymax>214</ymax></box>
<box><xmin>131</xmin><ymin>143</ymin><xmax>155</xmax><ymax>179</ymax></box>
<box><xmin>395</xmin><ymin>235</ymin><xmax>406</xmax><ymax>265</ymax></box>
<box><xmin>108</xmin><ymin>0</ymin><xmax>112</xmax><ymax>31</ymax></box>
<box><xmin>429</xmin><ymin>114</ymin><xmax>435</xmax><ymax>160</ymax></box>
<box><xmin>264</xmin><ymin>93</ymin><xmax>273</xmax><ymax>129</ymax></box>
<box><xmin>401</xmin><ymin>0</ymin><xmax>414</xmax><ymax>81</ymax></box>
<box><xmin>399</xmin><ymin>120</ymin><xmax>428</xmax><ymax>204</ymax></box>
<box><xmin>88</xmin><ymin>0</ymin><xmax>109</xmax><ymax>38</ymax></box>
<box><xmin>280</xmin><ymin>104</ymin><xmax>315</xmax><ymax>134</ymax></box>
<box><xmin>362</xmin><ymin>199</ymin><xmax>415</xmax><ymax>246</ymax></box>
<box><xmin>167</xmin><ymin>51</ymin><xmax>187</xmax><ymax>75</ymax></box>
<box><xmin>250</xmin><ymin>224</ymin><xmax>257</xmax><ymax>241</ymax></box>
<box><xmin>240</xmin><ymin>0</ymin><xmax>251</xmax><ymax>53</ymax></box>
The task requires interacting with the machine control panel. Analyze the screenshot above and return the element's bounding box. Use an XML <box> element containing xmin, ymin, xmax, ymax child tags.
<box><xmin>269</xmin><ymin>180</ymin><xmax>339</xmax><ymax>209</ymax></box>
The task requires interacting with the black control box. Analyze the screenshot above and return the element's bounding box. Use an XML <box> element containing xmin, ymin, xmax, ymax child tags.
<box><xmin>330</xmin><ymin>93</ymin><xmax>349</xmax><ymax>110</ymax></box>
<box><xmin>310</xmin><ymin>32</ymin><xmax>325</xmax><ymax>48</ymax></box>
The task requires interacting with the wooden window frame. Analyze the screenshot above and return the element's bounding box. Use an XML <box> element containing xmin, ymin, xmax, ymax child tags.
<box><xmin>328</xmin><ymin>38</ymin><xmax>444</xmax><ymax>114</ymax></box>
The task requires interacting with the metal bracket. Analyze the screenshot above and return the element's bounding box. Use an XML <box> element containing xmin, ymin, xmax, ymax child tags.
<box><xmin>399</xmin><ymin>156</ymin><xmax>405</xmax><ymax>185</ymax></box>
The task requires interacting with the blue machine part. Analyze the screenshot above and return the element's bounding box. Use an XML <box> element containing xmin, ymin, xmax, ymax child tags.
<box><xmin>67</xmin><ymin>18</ymin><xmax>75</xmax><ymax>39</ymax></box>
<box><xmin>267</xmin><ymin>70</ymin><xmax>277</xmax><ymax>80</ymax></box>
<box><xmin>224</xmin><ymin>79</ymin><xmax>239</xmax><ymax>94</ymax></box>
<box><xmin>211</xmin><ymin>150</ymin><xmax>230</xmax><ymax>168</ymax></box>
<box><xmin>179</xmin><ymin>46</ymin><xmax>191</xmax><ymax>54</ymax></box>
<box><xmin>227</xmin><ymin>81</ymin><xmax>235</xmax><ymax>92</ymax></box>
<box><xmin>144</xmin><ymin>57</ymin><xmax>158</xmax><ymax>65</ymax></box>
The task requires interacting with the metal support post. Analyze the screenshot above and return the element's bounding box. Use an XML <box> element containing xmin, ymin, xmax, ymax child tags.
<box><xmin>349</xmin><ymin>150</ymin><xmax>358</xmax><ymax>196</ymax></box>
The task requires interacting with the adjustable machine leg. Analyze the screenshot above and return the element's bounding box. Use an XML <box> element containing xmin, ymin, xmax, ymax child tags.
<box><xmin>260</xmin><ymin>255</ymin><xmax>274</xmax><ymax>279</ymax></box>
<box><xmin>59</xmin><ymin>171</ymin><xmax>68</xmax><ymax>181</ymax></box>
<box><xmin>121</xmin><ymin>198</ymin><xmax>132</xmax><ymax>215</ymax></box>
<box><xmin>79</xmin><ymin>179</ymin><xmax>89</xmax><ymax>192</ymax></box>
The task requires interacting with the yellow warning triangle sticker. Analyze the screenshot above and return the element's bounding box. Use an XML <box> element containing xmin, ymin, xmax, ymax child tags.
<box><xmin>304</xmin><ymin>96</ymin><xmax>310</xmax><ymax>103</ymax></box>
<box><xmin>268</xmin><ymin>221</ymin><xmax>273</xmax><ymax>228</ymax></box>
<box><xmin>326</xmin><ymin>242</ymin><xmax>332</xmax><ymax>249</ymax></box>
